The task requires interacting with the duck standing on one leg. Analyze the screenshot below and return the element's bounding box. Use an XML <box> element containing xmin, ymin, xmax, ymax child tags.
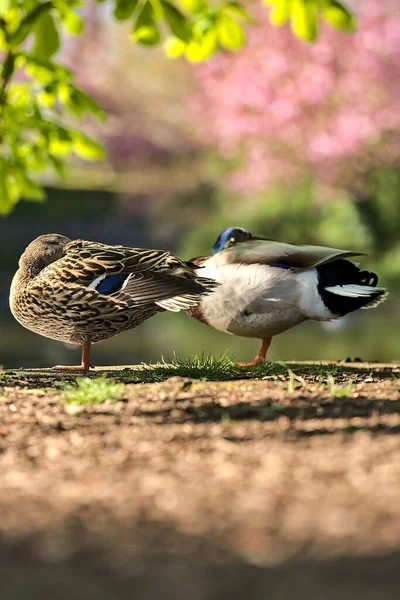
<box><xmin>10</xmin><ymin>234</ymin><xmax>219</xmax><ymax>370</ymax></box>
<box><xmin>187</xmin><ymin>227</ymin><xmax>388</xmax><ymax>366</ymax></box>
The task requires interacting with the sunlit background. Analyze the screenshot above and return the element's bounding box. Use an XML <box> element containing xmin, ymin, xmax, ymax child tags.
<box><xmin>1</xmin><ymin>0</ymin><xmax>399</xmax><ymax>368</ymax></box>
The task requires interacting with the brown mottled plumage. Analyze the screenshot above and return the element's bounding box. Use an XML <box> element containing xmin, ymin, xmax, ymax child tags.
<box><xmin>10</xmin><ymin>234</ymin><xmax>218</xmax><ymax>370</ymax></box>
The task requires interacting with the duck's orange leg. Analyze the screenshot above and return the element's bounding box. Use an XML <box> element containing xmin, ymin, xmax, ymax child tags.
<box><xmin>235</xmin><ymin>337</ymin><xmax>272</xmax><ymax>368</ymax></box>
<box><xmin>52</xmin><ymin>341</ymin><xmax>94</xmax><ymax>371</ymax></box>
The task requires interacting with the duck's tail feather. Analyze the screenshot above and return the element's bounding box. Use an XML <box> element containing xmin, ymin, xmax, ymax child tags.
<box><xmin>324</xmin><ymin>284</ymin><xmax>388</xmax><ymax>310</ymax></box>
<box><xmin>318</xmin><ymin>260</ymin><xmax>388</xmax><ymax>315</ymax></box>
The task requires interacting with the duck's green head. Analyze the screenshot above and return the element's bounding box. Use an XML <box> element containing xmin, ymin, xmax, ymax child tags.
<box><xmin>211</xmin><ymin>227</ymin><xmax>253</xmax><ymax>254</ymax></box>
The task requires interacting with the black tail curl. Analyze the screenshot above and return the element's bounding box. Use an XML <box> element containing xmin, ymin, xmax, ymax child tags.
<box><xmin>317</xmin><ymin>259</ymin><xmax>386</xmax><ymax>316</ymax></box>
<box><xmin>317</xmin><ymin>260</ymin><xmax>379</xmax><ymax>289</ymax></box>
<box><xmin>358</xmin><ymin>270</ymin><xmax>378</xmax><ymax>287</ymax></box>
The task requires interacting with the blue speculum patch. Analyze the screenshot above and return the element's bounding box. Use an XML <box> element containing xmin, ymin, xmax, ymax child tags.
<box><xmin>271</xmin><ymin>263</ymin><xmax>290</xmax><ymax>269</ymax></box>
<box><xmin>96</xmin><ymin>273</ymin><xmax>129</xmax><ymax>295</ymax></box>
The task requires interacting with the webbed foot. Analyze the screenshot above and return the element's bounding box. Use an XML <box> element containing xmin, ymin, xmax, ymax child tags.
<box><xmin>52</xmin><ymin>342</ymin><xmax>93</xmax><ymax>371</ymax></box>
<box><xmin>234</xmin><ymin>337</ymin><xmax>272</xmax><ymax>368</ymax></box>
<box><xmin>52</xmin><ymin>363</ymin><xmax>94</xmax><ymax>371</ymax></box>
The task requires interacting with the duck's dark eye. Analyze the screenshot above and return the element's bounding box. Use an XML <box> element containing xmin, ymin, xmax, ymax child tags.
<box><xmin>243</xmin><ymin>309</ymin><xmax>252</xmax><ymax>316</ymax></box>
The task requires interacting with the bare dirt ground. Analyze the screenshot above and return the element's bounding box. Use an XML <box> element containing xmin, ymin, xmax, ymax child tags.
<box><xmin>1</xmin><ymin>361</ymin><xmax>400</xmax><ymax>599</ymax></box>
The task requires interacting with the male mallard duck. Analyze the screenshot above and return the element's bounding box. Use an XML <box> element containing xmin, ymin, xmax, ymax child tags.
<box><xmin>188</xmin><ymin>227</ymin><xmax>388</xmax><ymax>366</ymax></box>
<box><xmin>10</xmin><ymin>234</ymin><xmax>218</xmax><ymax>370</ymax></box>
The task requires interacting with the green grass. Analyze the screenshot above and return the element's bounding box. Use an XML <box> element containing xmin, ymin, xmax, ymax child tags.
<box><xmin>0</xmin><ymin>373</ymin><xmax>13</xmax><ymax>385</ymax></box>
<box><xmin>326</xmin><ymin>374</ymin><xmax>354</xmax><ymax>398</ymax></box>
<box><xmin>61</xmin><ymin>377</ymin><xmax>125</xmax><ymax>404</ymax></box>
<box><xmin>116</xmin><ymin>353</ymin><xmax>289</xmax><ymax>383</ymax></box>
<box><xmin>3</xmin><ymin>354</ymin><xmax>393</xmax><ymax>391</ymax></box>
<box><xmin>286</xmin><ymin>368</ymin><xmax>301</xmax><ymax>393</ymax></box>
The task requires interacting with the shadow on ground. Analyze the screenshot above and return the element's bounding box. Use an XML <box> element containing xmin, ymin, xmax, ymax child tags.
<box><xmin>2</xmin><ymin>532</ymin><xmax>400</xmax><ymax>600</ymax></box>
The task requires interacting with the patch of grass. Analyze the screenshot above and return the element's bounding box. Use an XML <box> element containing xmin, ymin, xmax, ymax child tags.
<box><xmin>61</xmin><ymin>377</ymin><xmax>125</xmax><ymax>404</ymax></box>
<box><xmin>117</xmin><ymin>353</ymin><xmax>289</xmax><ymax>383</ymax></box>
<box><xmin>327</xmin><ymin>374</ymin><xmax>354</xmax><ymax>398</ymax></box>
<box><xmin>294</xmin><ymin>363</ymin><xmax>346</xmax><ymax>378</ymax></box>
<box><xmin>169</xmin><ymin>352</ymin><xmax>240</xmax><ymax>380</ymax></box>
<box><xmin>0</xmin><ymin>373</ymin><xmax>13</xmax><ymax>385</ymax></box>
<box><xmin>286</xmin><ymin>368</ymin><xmax>301</xmax><ymax>393</ymax></box>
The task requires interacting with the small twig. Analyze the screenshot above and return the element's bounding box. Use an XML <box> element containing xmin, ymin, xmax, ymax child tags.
<box><xmin>0</xmin><ymin>51</ymin><xmax>15</xmax><ymax>110</ymax></box>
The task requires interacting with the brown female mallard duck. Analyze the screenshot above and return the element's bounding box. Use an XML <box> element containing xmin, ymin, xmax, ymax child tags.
<box><xmin>10</xmin><ymin>234</ymin><xmax>218</xmax><ymax>370</ymax></box>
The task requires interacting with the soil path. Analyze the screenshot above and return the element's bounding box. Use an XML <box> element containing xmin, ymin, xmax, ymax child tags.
<box><xmin>1</xmin><ymin>362</ymin><xmax>400</xmax><ymax>599</ymax></box>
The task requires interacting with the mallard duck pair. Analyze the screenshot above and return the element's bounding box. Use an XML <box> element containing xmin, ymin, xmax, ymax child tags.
<box><xmin>10</xmin><ymin>230</ymin><xmax>387</xmax><ymax>369</ymax></box>
<box><xmin>188</xmin><ymin>227</ymin><xmax>388</xmax><ymax>365</ymax></box>
<box><xmin>10</xmin><ymin>234</ymin><xmax>218</xmax><ymax>370</ymax></box>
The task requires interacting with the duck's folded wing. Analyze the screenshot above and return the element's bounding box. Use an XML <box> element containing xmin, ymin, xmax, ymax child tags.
<box><xmin>49</xmin><ymin>240</ymin><xmax>217</xmax><ymax>312</ymax></box>
<box><xmin>221</xmin><ymin>240</ymin><xmax>364</xmax><ymax>269</ymax></box>
<box><xmin>56</xmin><ymin>240</ymin><xmax>172</xmax><ymax>284</ymax></box>
<box><xmin>103</xmin><ymin>270</ymin><xmax>218</xmax><ymax>311</ymax></box>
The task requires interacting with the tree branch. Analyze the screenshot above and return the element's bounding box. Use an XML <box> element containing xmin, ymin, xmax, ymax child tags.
<box><xmin>0</xmin><ymin>52</ymin><xmax>15</xmax><ymax>110</ymax></box>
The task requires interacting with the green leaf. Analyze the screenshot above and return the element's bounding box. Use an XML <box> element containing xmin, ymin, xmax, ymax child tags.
<box><xmin>10</xmin><ymin>2</ymin><xmax>54</xmax><ymax>46</ymax></box>
<box><xmin>5</xmin><ymin>7</ymin><xmax>23</xmax><ymax>37</ymax></box>
<box><xmin>38</xmin><ymin>86</ymin><xmax>57</xmax><ymax>107</ymax></box>
<box><xmin>7</xmin><ymin>84</ymin><xmax>30</xmax><ymax>108</ymax></box>
<box><xmin>161</xmin><ymin>1</ymin><xmax>192</xmax><ymax>42</ymax></box>
<box><xmin>180</xmin><ymin>0</ymin><xmax>206</xmax><ymax>14</ymax></box>
<box><xmin>75</xmin><ymin>89</ymin><xmax>106</xmax><ymax>121</ymax></box>
<box><xmin>321</xmin><ymin>0</ymin><xmax>355</xmax><ymax>32</ymax></box>
<box><xmin>20</xmin><ymin>176</ymin><xmax>46</xmax><ymax>201</ymax></box>
<box><xmin>65</xmin><ymin>90</ymin><xmax>85</xmax><ymax>117</ymax></box>
<box><xmin>164</xmin><ymin>35</ymin><xmax>187</xmax><ymax>58</ymax></box>
<box><xmin>33</xmin><ymin>12</ymin><xmax>61</xmax><ymax>59</ymax></box>
<box><xmin>67</xmin><ymin>88</ymin><xmax>106</xmax><ymax>121</ymax></box>
<box><xmin>49</xmin><ymin>129</ymin><xmax>73</xmax><ymax>156</ymax></box>
<box><xmin>27</xmin><ymin>148</ymin><xmax>48</xmax><ymax>172</ymax></box>
<box><xmin>269</xmin><ymin>0</ymin><xmax>291</xmax><ymax>26</ymax></box>
<box><xmin>114</xmin><ymin>0</ymin><xmax>139</xmax><ymax>21</ymax></box>
<box><xmin>72</xmin><ymin>132</ymin><xmax>106</xmax><ymax>160</ymax></box>
<box><xmin>0</xmin><ymin>28</ymin><xmax>7</xmax><ymax>49</ymax></box>
<box><xmin>0</xmin><ymin>0</ymin><xmax>10</xmax><ymax>17</ymax></box>
<box><xmin>132</xmin><ymin>1</ymin><xmax>160</xmax><ymax>46</ymax></box>
<box><xmin>0</xmin><ymin>164</ymin><xmax>11</xmax><ymax>216</ymax></box>
<box><xmin>49</xmin><ymin>155</ymin><xmax>66</xmax><ymax>179</ymax></box>
<box><xmin>217</xmin><ymin>13</ymin><xmax>245</xmax><ymax>49</ymax></box>
<box><xmin>0</xmin><ymin>162</ymin><xmax>25</xmax><ymax>215</ymax></box>
<box><xmin>25</xmin><ymin>61</ymin><xmax>53</xmax><ymax>84</ymax></box>
<box><xmin>21</xmin><ymin>51</ymin><xmax>71</xmax><ymax>76</ymax></box>
<box><xmin>186</xmin><ymin>29</ymin><xmax>217</xmax><ymax>61</ymax></box>
<box><xmin>58</xmin><ymin>81</ymin><xmax>72</xmax><ymax>105</ymax></box>
<box><xmin>223</xmin><ymin>2</ymin><xmax>253</xmax><ymax>23</ymax></box>
<box><xmin>193</xmin><ymin>16</ymin><xmax>216</xmax><ymax>36</ymax></box>
<box><xmin>291</xmin><ymin>0</ymin><xmax>317</xmax><ymax>42</ymax></box>
<box><xmin>63</xmin><ymin>9</ymin><xmax>84</xmax><ymax>35</ymax></box>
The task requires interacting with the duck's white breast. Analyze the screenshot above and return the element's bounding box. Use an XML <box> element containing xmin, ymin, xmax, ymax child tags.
<box><xmin>197</xmin><ymin>262</ymin><xmax>301</xmax><ymax>337</ymax></box>
<box><xmin>198</xmin><ymin>260</ymin><xmax>334</xmax><ymax>339</ymax></box>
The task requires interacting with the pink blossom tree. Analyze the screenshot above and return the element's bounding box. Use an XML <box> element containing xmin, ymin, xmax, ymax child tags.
<box><xmin>190</xmin><ymin>0</ymin><xmax>400</xmax><ymax>194</ymax></box>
